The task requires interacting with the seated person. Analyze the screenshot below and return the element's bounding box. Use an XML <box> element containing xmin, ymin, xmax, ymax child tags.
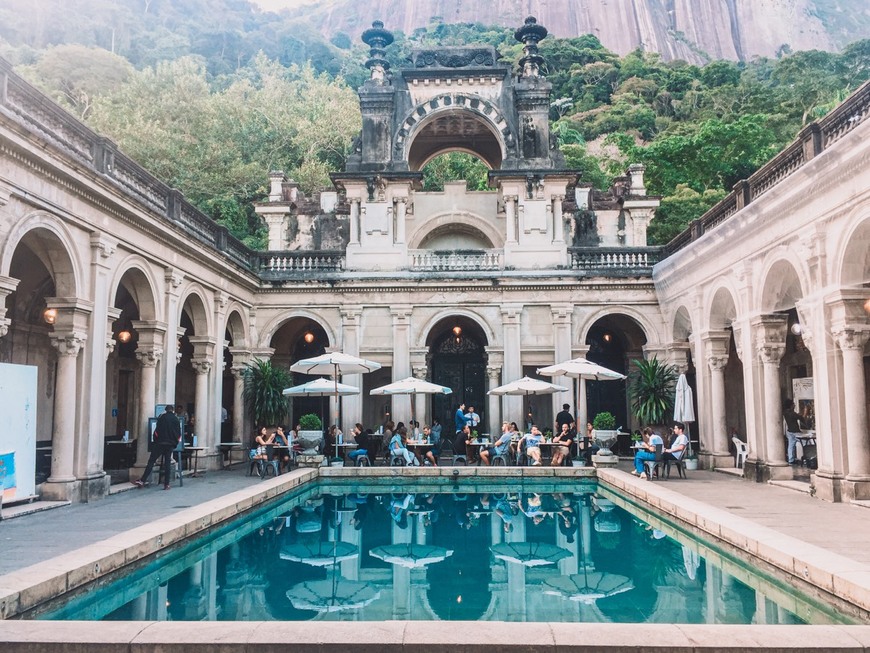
<box><xmin>253</xmin><ymin>426</ymin><xmax>273</xmax><ymax>461</ymax></box>
<box><xmin>347</xmin><ymin>423</ymin><xmax>368</xmax><ymax>463</ymax></box>
<box><xmin>633</xmin><ymin>427</ymin><xmax>663</xmax><ymax>476</ymax></box>
<box><xmin>480</xmin><ymin>424</ymin><xmax>512</xmax><ymax>465</ymax></box>
<box><xmin>518</xmin><ymin>425</ymin><xmax>544</xmax><ymax>466</ymax></box>
<box><xmin>390</xmin><ymin>427</ymin><xmax>417</xmax><ymax>466</ymax></box>
<box><xmin>272</xmin><ymin>425</ymin><xmax>292</xmax><ymax>470</ymax></box>
<box><xmin>454</xmin><ymin>424</ymin><xmax>474</xmax><ymax>460</ymax></box>
<box><xmin>430</xmin><ymin>418</ymin><xmax>443</xmax><ymax>451</ymax></box>
<box><xmin>663</xmin><ymin>422</ymin><xmax>689</xmax><ymax>463</ymax></box>
<box><xmin>418</xmin><ymin>425</ymin><xmax>438</xmax><ymax>466</ymax></box>
<box><xmin>550</xmin><ymin>422</ymin><xmax>574</xmax><ymax>466</ymax></box>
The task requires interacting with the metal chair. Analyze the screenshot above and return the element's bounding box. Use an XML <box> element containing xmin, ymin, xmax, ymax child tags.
<box><xmin>665</xmin><ymin>456</ymin><xmax>686</xmax><ymax>479</ymax></box>
<box><xmin>733</xmin><ymin>436</ymin><xmax>748</xmax><ymax>469</ymax></box>
<box><xmin>642</xmin><ymin>444</ymin><xmax>664</xmax><ymax>480</ymax></box>
<box><xmin>492</xmin><ymin>453</ymin><xmax>511</xmax><ymax>466</ymax></box>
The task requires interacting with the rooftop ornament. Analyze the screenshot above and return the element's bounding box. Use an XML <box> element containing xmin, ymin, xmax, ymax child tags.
<box><xmin>514</xmin><ymin>16</ymin><xmax>548</xmax><ymax>78</ymax></box>
<box><xmin>362</xmin><ymin>20</ymin><xmax>394</xmax><ymax>83</ymax></box>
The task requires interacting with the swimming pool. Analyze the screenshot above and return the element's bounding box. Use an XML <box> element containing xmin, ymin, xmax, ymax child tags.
<box><xmin>33</xmin><ymin>477</ymin><xmax>857</xmax><ymax>625</ymax></box>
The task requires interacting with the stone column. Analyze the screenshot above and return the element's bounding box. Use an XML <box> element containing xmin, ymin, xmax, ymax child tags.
<box><xmin>504</xmin><ymin>195</ymin><xmax>518</xmax><ymax>244</ymax></box>
<box><xmin>0</xmin><ymin>275</ymin><xmax>19</xmax><ymax>338</ymax></box>
<box><xmin>551</xmin><ymin>304</ymin><xmax>573</xmax><ymax>421</ymax></box>
<box><xmin>701</xmin><ymin>330</ymin><xmax>732</xmax><ymax>465</ymax></box>
<box><xmin>349</xmin><ymin>199</ymin><xmax>361</xmax><ymax>245</ymax></box>
<box><xmin>833</xmin><ymin>327</ymin><xmax>870</xmax><ymax>498</ymax></box>
<box><xmin>161</xmin><ymin>269</ymin><xmax>184</xmax><ymax>401</ymax></box>
<box><xmin>753</xmin><ymin>314</ymin><xmax>790</xmax><ymax>479</ymax></box>
<box><xmin>501</xmin><ymin>305</ymin><xmax>523</xmax><ymax>424</ymax></box>
<box><xmin>228</xmin><ymin>348</ymin><xmax>251</xmax><ymax>442</ymax></box>
<box><xmin>132</xmin><ymin>321</ymin><xmax>167</xmax><ymax>472</ymax></box>
<box><xmin>340</xmin><ymin>307</ymin><xmax>363</xmax><ymax>426</ymax></box>
<box><xmin>391</xmin><ymin>307</ymin><xmax>412</xmax><ymax>420</ymax></box>
<box><xmin>412</xmin><ymin>365</ymin><xmax>428</xmax><ymax>427</ymax></box>
<box><xmin>191</xmin><ymin>358</ymin><xmax>212</xmax><ymax>445</ymax></box>
<box><xmin>552</xmin><ymin>194</ymin><xmax>564</xmax><ymax>244</ymax></box>
<box><xmin>47</xmin><ymin>332</ymin><xmax>87</xmax><ymax>486</ymax></box>
<box><xmin>487</xmin><ymin>365</ymin><xmax>501</xmax><ymax>435</ymax></box>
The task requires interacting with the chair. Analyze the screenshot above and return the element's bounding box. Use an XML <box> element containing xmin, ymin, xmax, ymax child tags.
<box><xmin>733</xmin><ymin>436</ymin><xmax>748</xmax><ymax>469</ymax></box>
<box><xmin>390</xmin><ymin>453</ymin><xmax>406</xmax><ymax>467</ymax></box>
<box><xmin>355</xmin><ymin>454</ymin><xmax>371</xmax><ymax>467</ymax></box>
<box><xmin>665</xmin><ymin>456</ymin><xmax>686</xmax><ymax>479</ymax></box>
<box><xmin>642</xmin><ymin>444</ymin><xmax>664</xmax><ymax>480</ymax></box>
<box><xmin>491</xmin><ymin>452</ymin><xmax>511</xmax><ymax>466</ymax></box>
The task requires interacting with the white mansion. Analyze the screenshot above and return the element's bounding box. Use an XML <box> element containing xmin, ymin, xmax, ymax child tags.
<box><xmin>0</xmin><ymin>18</ymin><xmax>868</xmax><ymax>504</ymax></box>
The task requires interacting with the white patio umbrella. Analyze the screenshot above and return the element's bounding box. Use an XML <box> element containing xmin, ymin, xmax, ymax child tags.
<box><xmin>369</xmin><ymin>543</ymin><xmax>453</xmax><ymax>569</ymax></box>
<box><xmin>490</xmin><ymin>542</ymin><xmax>573</xmax><ymax>568</ymax></box>
<box><xmin>673</xmin><ymin>373</ymin><xmax>696</xmax><ymax>455</ymax></box>
<box><xmin>537</xmin><ymin>357</ymin><xmax>626</xmax><ymax>434</ymax></box>
<box><xmin>487</xmin><ymin>376</ymin><xmax>571</xmax><ymax>396</ymax></box>
<box><xmin>286</xmin><ymin>577</ymin><xmax>381</xmax><ymax>613</ymax></box>
<box><xmin>280</xmin><ymin>541</ymin><xmax>359</xmax><ymax>567</ymax></box>
<box><xmin>290</xmin><ymin>352</ymin><xmax>381</xmax><ymax>434</ymax></box>
<box><xmin>283</xmin><ymin>378</ymin><xmax>360</xmax><ymax>451</ymax></box>
<box><xmin>370</xmin><ymin>376</ymin><xmax>452</xmax><ymax>426</ymax></box>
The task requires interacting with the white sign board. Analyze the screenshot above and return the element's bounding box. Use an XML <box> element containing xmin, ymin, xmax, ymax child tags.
<box><xmin>792</xmin><ymin>377</ymin><xmax>814</xmax><ymax>400</ymax></box>
<box><xmin>0</xmin><ymin>362</ymin><xmax>38</xmax><ymax>501</ymax></box>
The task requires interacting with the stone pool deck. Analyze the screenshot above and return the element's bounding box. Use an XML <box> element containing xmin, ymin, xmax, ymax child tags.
<box><xmin>3</xmin><ymin>464</ymin><xmax>870</xmax><ymax>651</ymax></box>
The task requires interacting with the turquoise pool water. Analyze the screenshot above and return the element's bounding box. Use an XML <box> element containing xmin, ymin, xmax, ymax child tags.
<box><xmin>38</xmin><ymin>479</ymin><xmax>855</xmax><ymax>624</ymax></box>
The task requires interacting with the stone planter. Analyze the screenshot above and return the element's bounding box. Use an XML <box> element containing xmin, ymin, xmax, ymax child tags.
<box><xmin>296</xmin><ymin>430</ymin><xmax>323</xmax><ymax>455</ymax></box>
<box><xmin>593</xmin><ymin>429</ymin><xmax>618</xmax><ymax>457</ymax></box>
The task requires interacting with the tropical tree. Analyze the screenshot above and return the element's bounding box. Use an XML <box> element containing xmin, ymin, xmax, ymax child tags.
<box><xmin>242</xmin><ymin>359</ymin><xmax>292</xmax><ymax>428</ymax></box>
<box><xmin>628</xmin><ymin>358</ymin><xmax>678</xmax><ymax>426</ymax></box>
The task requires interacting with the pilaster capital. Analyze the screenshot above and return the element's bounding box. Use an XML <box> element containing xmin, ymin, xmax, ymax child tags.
<box><xmin>486</xmin><ymin>365</ymin><xmax>502</xmax><ymax>381</ymax></box>
<box><xmin>135</xmin><ymin>348</ymin><xmax>163</xmax><ymax>368</ymax></box>
<box><xmin>164</xmin><ymin>268</ymin><xmax>184</xmax><ymax>293</ymax></box>
<box><xmin>390</xmin><ymin>306</ymin><xmax>412</xmax><ymax>325</ymax></box>
<box><xmin>831</xmin><ymin>326</ymin><xmax>870</xmax><ymax>352</ymax></box>
<box><xmin>214</xmin><ymin>290</ymin><xmax>229</xmax><ymax>311</ymax></box>
<box><xmin>412</xmin><ymin>365</ymin><xmax>428</xmax><ymax>380</ymax></box>
<box><xmin>89</xmin><ymin>233</ymin><xmax>118</xmax><ymax>262</ymax></box>
<box><xmin>191</xmin><ymin>359</ymin><xmax>213</xmax><ymax>376</ymax></box>
<box><xmin>700</xmin><ymin>329</ymin><xmax>730</xmax><ymax>369</ymax></box>
<box><xmin>340</xmin><ymin>306</ymin><xmax>363</xmax><ymax>326</ymax></box>
<box><xmin>758</xmin><ymin>343</ymin><xmax>786</xmax><ymax>365</ymax></box>
<box><xmin>706</xmin><ymin>354</ymin><xmax>729</xmax><ymax>372</ymax></box>
<box><xmin>50</xmin><ymin>331</ymin><xmax>87</xmax><ymax>357</ymax></box>
<box><xmin>752</xmin><ymin>313</ymin><xmax>788</xmax><ymax>359</ymax></box>
<box><xmin>500</xmin><ymin>304</ymin><xmax>523</xmax><ymax>324</ymax></box>
<box><xmin>0</xmin><ymin>318</ymin><xmax>10</xmax><ymax>338</ymax></box>
<box><xmin>230</xmin><ymin>366</ymin><xmax>246</xmax><ymax>379</ymax></box>
<box><xmin>502</xmin><ymin>194</ymin><xmax>519</xmax><ymax>203</ymax></box>
<box><xmin>550</xmin><ymin>303</ymin><xmax>572</xmax><ymax>324</ymax></box>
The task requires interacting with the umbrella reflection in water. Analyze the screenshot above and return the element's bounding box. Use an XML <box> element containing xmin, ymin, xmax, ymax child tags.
<box><xmin>490</xmin><ymin>542</ymin><xmax>573</xmax><ymax>568</ymax></box>
<box><xmin>542</xmin><ymin>570</ymin><xmax>634</xmax><ymax>604</ymax></box>
<box><xmin>286</xmin><ymin>577</ymin><xmax>380</xmax><ymax>613</ymax></box>
<box><xmin>369</xmin><ymin>543</ymin><xmax>453</xmax><ymax>569</ymax></box>
<box><xmin>280</xmin><ymin>541</ymin><xmax>359</xmax><ymax>567</ymax></box>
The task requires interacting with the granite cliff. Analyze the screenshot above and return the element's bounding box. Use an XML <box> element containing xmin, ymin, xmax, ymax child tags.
<box><xmin>298</xmin><ymin>0</ymin><xmax>870</xmax><ymax>63</ymax></box>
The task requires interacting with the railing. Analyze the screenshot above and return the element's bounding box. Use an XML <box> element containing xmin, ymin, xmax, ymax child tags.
<box><xmin>665</xmin><ymin>77</ymin><xmax>870</xmax><ymax>256</ymax></box>
<box><xmin>409</xmin><ymin>249</ymin><xmax>501</xmax><ymax>271</ymax></box>
<box><xmin>255</xmin><ymin>251</ymin><xmax>345</xmax><ymax>277</ymax></box>
<box><xmin>569</xmin><ymin>247</ymin><xmax>664</xmax><ymax>276</ymax></box>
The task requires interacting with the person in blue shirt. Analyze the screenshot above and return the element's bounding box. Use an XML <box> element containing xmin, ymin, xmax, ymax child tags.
<box><xmin>454</xmin><ymin>403</ymin><xmax>467</xmax><ymax>435</ymax></box>
<box><xmin>633</xmin><ymin>427</ymin><xmax>663</xmax><ymax>476</ymax></box>
<box><xmin>390</xmin><ymin>429</ymin><xmax>417</xmax><ymax>466</ymax></box>
<box><xmin>518</xmin><ymin>425</ymin><xmax>544</xmax><ymax>466</ymax></box>
<box><xmin>480</xmin><ymin>422</ymin><xmax>513</xmax><ymax>465</ymax></box>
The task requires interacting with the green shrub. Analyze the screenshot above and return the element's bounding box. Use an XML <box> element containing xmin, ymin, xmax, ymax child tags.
<box><xmin>592</xmin><ymin>411</ymin><xmax>617</xmax><ymax>430</ymax></box>
<box><xmin>299</xmin><ymin>413</ymin><xmax>323</xmax><ymax>431</ymax></box>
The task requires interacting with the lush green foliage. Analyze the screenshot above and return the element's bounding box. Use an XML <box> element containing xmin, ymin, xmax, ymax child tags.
<box><xmin>298</xmin><ymin>413</ymin><xmax>323</xmax><ymax>431</ymax></box>
<box><xmin>4</xmin><ymin>1</ymin><xmax>869</xmax><ymax>247</ymax></box>
<box><xmin>592</xmin><ymin>411</ymin><xmax>617</xmax><ymax>430</ymax></box>
<box><xmin>628</xmin><ymin>358</ymin><xmax>678</xmax><ymax>426</ymax></box>
<box><xmin>242</xmin><ymin>359</ymin><xmax>292</xmax><ymax>428</ymax></box>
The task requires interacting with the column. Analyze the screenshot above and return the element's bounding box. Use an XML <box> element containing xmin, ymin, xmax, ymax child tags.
<box><xmin>753</xmin><ymin>314</ymin><xmax>789</xmax><ymax>477</ymax></box>
<box><xmin>48</xmin><ymin>331</ymin><xmax>87</xmax><ymax>484</ymax></box>
<box><xmin>487</xmin><ymin>365</ymin><xmax>501</xmax><ymax>434</ymax></box>
<box><xmin>228</xmin><ymin>348</ymin><xmax>251</xmax><ymax>442</ymax></box>
<box><xmin>395</xmin><ymin>198</ymin><xmax>407</xmax><ymax>245</ymax></box>
<box><xmin>552</xmin><ymin>194</ymin><xmax>564</xmax><ymax>244</ymax></box>
<box><xmin>161</xmin><ymin>269</ymin><xmax>184</xmax><ymax>401</ymax></box>
<box><xmin>132</xmin><ymin>321</ymin><xmax>167</xmax><ymax>472</ymax></box>
<box><xmin>833</xmin><ymin>327</ymin><xmax>870</xmax><ymax>487</ymax></box>
<box><xmin>391</xmin><ymin>307</ymin><xmax>412</xmax><ymax>420</ymax></box>
<box><xmin>412</xmin><ymin>365</ymin><xmax>428</xmax><ymax>427</ymax></box>
<box><xmin>349</xmin><ymin>199</ymin><xmax>361</xmax><ymax>245</ymax></box>
<box><xmin>504</xmin><ymin>195</ymin><xmax>518</xmax><ymax>244</ymax></box>
<box><xmin>189</xmin><ymin>337</ymin><xmax>217</xmax><ymax>452</ymax></box>
<box><xmin>501</xmin><ymin>305</ymin><xmax>523</xmax><ymax>424</ymax></box>
<box><xmin>340</xmin><ymin>307</ymin><xmax>363</xmax><ymax>426</ymax></box>
<box><xmin>551</xmin><ymin>304</ymin><xmax>573</xmax><ymax>420</ymax></box>
<box><xmin>701</xmin><ymin>330</ymin><xmax>731</xmax><ymax>463</ymax></box>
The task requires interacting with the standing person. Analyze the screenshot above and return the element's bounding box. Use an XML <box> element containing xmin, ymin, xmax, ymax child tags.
<box><xmin>783</xmin><ymin>399</ymin><xmax>803</xmax><ymax>465</ymax></box>
<box><xmin>633</xmin><ymin>427</ymin><xmax>663</xmax><ymax>477</ymax></box>
<box><xmin>555</xmin><ymin>404</ymin><xmax>574</xmax><ymax>435</ymax></box>
<box><xmin>466</xmin><ymin>406</ymin><xmax>481</xmax><ymax>431</ymax></box>
<box><xmin>133</xmin><ymin>405</ymin><xmax>181</xmax><ymax>490</ymax></box>
<box><xmin>454</xmin><ymin>403</ymin><xmax>467</xmax><ymax>436</ymax></box>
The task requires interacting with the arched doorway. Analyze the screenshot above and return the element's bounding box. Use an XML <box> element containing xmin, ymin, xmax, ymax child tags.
<box><xmin>428</xmin><ymin>316</ymin><xmax>488</xmax><ymax>434</ymax></box>
<box><xmin>269</xmin><ymin>317</ymin><xmax>328</xmax><ymax>429</ymax></box>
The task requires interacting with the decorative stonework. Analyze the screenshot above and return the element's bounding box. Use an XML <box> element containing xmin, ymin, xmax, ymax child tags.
<box><xmin>50</xmin><ymin>332</ymin><xmax>87</xmax><ymax>357</ymax></box>
<box><xmin>410</xmin><ymin>48</ymin><xmax>496</xmax><ymax>69</ymax></box>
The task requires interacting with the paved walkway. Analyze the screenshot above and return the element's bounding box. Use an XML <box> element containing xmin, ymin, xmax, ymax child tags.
<box><xmin>2</xmin><ymin>463</ymin><xmax>870</xmax><ymax>576</ymax></box>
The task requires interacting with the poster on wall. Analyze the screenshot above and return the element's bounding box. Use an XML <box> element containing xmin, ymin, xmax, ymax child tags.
<box><xmin>0</xmin><ymin>362</ymin><xmax>38</xmax><ymax>501</ymax></box>
<box><xmin>792</xmin><ymin>377</ymin><xmax>815</xmax><ymax>429</ymax></box>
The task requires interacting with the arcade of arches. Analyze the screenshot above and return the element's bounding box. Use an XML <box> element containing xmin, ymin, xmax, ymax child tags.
<box><xmin>0</xmin><ymin>22</ymin><xmax>868</xmax><ymax>505</ymax></box>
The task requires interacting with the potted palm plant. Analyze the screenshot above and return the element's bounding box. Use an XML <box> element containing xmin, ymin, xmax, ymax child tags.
<box><xmin>242</xmin><ymin>358</ymin><xmax>292</xmax><ymax>428</ymax></box>
<box><xmin>628</xmin><ymin>356</ymin><xmax>678</xmax><ymax>443</ymax></box>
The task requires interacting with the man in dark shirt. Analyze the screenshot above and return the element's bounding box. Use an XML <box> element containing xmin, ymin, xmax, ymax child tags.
<box><xmin>783</xmin><ymin>399</ymin><xmax>803</xmax><ymax>465</ymax></box>
<box><xmin>133</xmin><ymin>404</ymin><xmax>182</xmax><ymax>489</ymax></box>
<box><xmin>555</xmin><ymin>404</ymin><xmax>574</xmax><ymax>434</ymax></box>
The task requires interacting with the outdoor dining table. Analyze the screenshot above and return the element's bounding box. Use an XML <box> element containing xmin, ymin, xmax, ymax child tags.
<box><xmin>217</xmin><ymin>442</ymin><xmax>245</xmax><ymax>470</ymax></box>
<box><xmin>465</xmin><ymin>440</ymin><xmax>492</xmax><ymax>465</ymax></box>
<box><xmin>183</xmin><ymin>446</ymin><xmax>206</xmax><ymax>477</ymax></box>
<box><xmin>334</xmin><ymin>441</ymin><xmax>358</xmax><ymax>462</ymax></box>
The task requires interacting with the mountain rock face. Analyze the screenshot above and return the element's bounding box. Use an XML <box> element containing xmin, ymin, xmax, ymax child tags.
<box><xmin>302</xmin><ymin>0</ymin><xmax>869</xmax><ymax>63</ymax></box>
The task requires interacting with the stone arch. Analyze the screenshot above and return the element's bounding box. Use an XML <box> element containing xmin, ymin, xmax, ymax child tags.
<box><xmin>109</xmin><ymin>257</ymin><xmax>161</xmax><ymax>322</ymax></box>
<box><xmin>178</xmin><ymin>285</ymin><xmax>212</xmax><ymax>337</ymax></box>
<box><xmin>834</xmin><ymin>210</ymin><xmax>870</xmax><ymax>287</ymax></box>
<box><xmin>407</xmin><ymin>211</ymin><xmax>505</xmax><ymax>250</ymax></box>
<box><xmin>671</xmin><ymin>305</ymin><xmax>694</xmax><ymax>342</ymax></box>
<box><xmin>1</xmin><ymin>212</ymin><xmax>82</xmax><ymax>298</ymax></box>
<box><xmin>223</xmin><ymin>304</ymin><xmax>250</xmax><ymax>349</ymax></box>
<box><xmin>758</xmin><ymin>253</ymin><xmax>806</xmax><ymax>313</ymax></box>
<box><xmin>398</xmin><ymin>94</ymin><xmax>513</xmax><ymax>171</ymax></box>
<box><xmin>706</xmin><ymin>283</ymin><xmax>740</xmax><ymax>330</ymax></box>
<box><xmin>418</xmin><ymin>308</ymin><xmax>495</xmax><ymax>349</ymax></box>
<box><xmin>578</xmin><ymin>306</ymin><xmax>658</xmax><ymax>350</ymax></box>
<box><xmin>259</xmin><ymin>310</ymin><xmax>337</xmax><ymax>350</ymax></box>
